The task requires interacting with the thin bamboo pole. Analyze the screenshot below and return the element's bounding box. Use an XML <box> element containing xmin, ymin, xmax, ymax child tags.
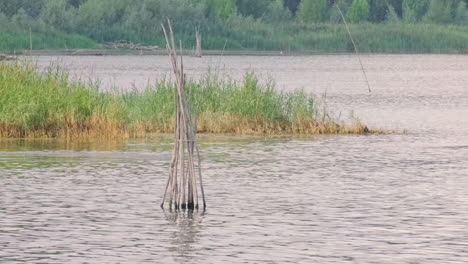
<box><xmin>29</xmin><ymin>27</ymin><xmax>32</xmax><ymax>53</ymax></box>
<box><xmin>195</xmin><ymin>145</ymin><xmax>206</xmax><ymax>209</ymax></box>
<box><xmin>336</xmin><ymin>5</ymin><xmax>372</xmax><ymax>93</ymax></box>
<box><xmin>160</xmin><ymin>18</ymin><xmax>206</xmax><ymax>211</ymax></box>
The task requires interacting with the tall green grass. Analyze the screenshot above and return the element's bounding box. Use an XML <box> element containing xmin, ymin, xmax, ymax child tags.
<box><xmin>2</xmin><ymin>23</ymin><xmax>468</xmax><ymax>53</ymax></box>
<box><xmin>213</xmin><ymin>23</ymin><xmax>468</xmax><ymax>52</ymax></box>
<box><xmin>68</xmin><ymin>22</ymin><xmax>468</xmax><ymax>53</ymax></box>
<box><xmin>0</xmin><ymin>63</ymin><xmax>370</xmax><ymax>138</ymax></box>
<box><xmin>0</xmin><ymin>31</ymin><xmax>99</xmax><ymax>52</ymax></box>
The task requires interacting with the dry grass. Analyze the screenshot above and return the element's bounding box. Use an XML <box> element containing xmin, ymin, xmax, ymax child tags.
<box><xmin>196</xmin><ymin>112</ymin><xmax>372</xmax><ymax>135</ymax></box>
<box><xmin>0</xmin><ymin>112</ymin><xmax>375</xmax><ymax>138</ymax></box>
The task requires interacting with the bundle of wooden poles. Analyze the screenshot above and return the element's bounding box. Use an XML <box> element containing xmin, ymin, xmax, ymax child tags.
<box><xmin>160</xmin><ymin>19</ymin><xmax>206</xmax><ymax>211</ymax></box>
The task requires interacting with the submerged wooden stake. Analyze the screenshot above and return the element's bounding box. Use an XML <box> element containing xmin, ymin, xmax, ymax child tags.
<box><xmin>29</xmin><ymin>27</ymin><xmax>32</xmax><ymax>53</ymax></box>
<box><xmin>160</xmin><ymin>18</ymin><xmax>206</xmax><ymax>211</ymax></box>
<box><xmin>194</xmin><ymin>27</ymin><xmax>202</xmax><ymax>58</ymax></box>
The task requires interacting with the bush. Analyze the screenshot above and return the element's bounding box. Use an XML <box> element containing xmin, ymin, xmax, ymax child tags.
<box><xmin>422</xmin><ymin>0</ymin><xmax>453</xmax><ymax>24</ymax></box>
<box><xmin>330</xmin><ymin>0</ymin><xmax>350</xmax><ymax>24</ymax></box>
<box><xmin>386</xmin><ymin>4</ymin><xmax>401</xmax><ymax>23</ymax></box>
<box><xmin>298</xmin><ymin>0</ymin><xmax>328</xmax><ymax>23</ymax></box>
<box><xmin>348</xmin><ymin>0</ymin><xmax>370</xmax><ymax>23</ymax></box>
<box><xmin>402</xmin><ymin>0</ymin><xmax>429</xmax><ymax>22</ymax></box>
<box><xmin>454</xmin><ymin>1</ymin><xmax>468</xmax><ymax>25</ymax></box>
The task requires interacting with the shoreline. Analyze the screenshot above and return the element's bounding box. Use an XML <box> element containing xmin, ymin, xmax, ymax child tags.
<box><xmin>6</xmin><ymin>49</ymin><xmax>468</xmax><ymax>57</ymax></box>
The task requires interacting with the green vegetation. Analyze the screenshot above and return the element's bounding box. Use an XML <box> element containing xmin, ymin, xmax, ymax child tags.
<box><xmin>0</xmin><ymin>31</ymin><xmax>98</xmax><ymax>51</ymax></box>
<box><xmin>348</xmin><ymin>0</ymin><xmax>370</xmax><ymax>23</ymax></box>
<box><xmin>0</xmin><ymin>0</ymin><xmax>467</xmax><ymax>53</ymax></box>
<box><xmin>0</xmin><ymin>62</ymin><xmax>371</xmax><ymax>138</ymax></box>
<box><xmin>298</xmin><ymin>0</ymin><xmax>328</xmax><ymax>23</ymax></box>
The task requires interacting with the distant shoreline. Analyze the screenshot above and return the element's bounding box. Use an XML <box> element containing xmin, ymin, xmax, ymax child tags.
<box><xmin>7</xmin><ymin>49</ymin><xmax>468</xmax><ymax>57</ymax></box>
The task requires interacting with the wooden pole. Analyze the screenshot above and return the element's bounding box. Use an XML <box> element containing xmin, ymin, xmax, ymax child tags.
<box><xmin>160</xmin><ymin>18</ymin><xmax>206</xmax><ymax>211</ymax></box>
<box><xmin>194</xmin><ymin>27</ymin><xmax>202</xmax><ymax>58</ymax></box>
<box><xmin>29</xmin><ymin>27</ymin><xmax>32</xmax><ymax>53</ymax></box>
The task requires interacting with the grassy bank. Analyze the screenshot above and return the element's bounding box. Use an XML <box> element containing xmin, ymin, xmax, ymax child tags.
<box><xmin>0</xmin><ymin>31</ymin><xmax>99</xmax><ymax>52</ymax></box>
<box><xmin>199</xmin><ymin>23</ymin><xmax>468</xmax><ymax>53</ymax></box>
<box><xmin>2</xmin><ymin>23</ymin><xmax>468</xmax><ymax>54</ymax></box>
<box><xmin>286</xmin><ymin>23</ymin><xmax>468</xmax><ymax>53</ymax></box>
<box><xmin>0</xmin><ymin>63</ymin><xmax>372</xmax><ymax>139</ymax></box>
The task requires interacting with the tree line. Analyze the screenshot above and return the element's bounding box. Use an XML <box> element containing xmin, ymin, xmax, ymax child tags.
<box><xmin>0</xmin><ymin>0</ymin><xmax>467</xmax><ymax>50</ymax></box>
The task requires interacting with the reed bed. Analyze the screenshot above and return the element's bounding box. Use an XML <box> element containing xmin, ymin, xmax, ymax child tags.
<box><xmin>0</xmin><ymin>31</ymin><xmax>98</xmax><ymax>52</ymax></box>
<box><xmin>0</xmin><ymin>62</ymin><xmax>372</xmax><ymax>139</ymax></box>
<box><xmin>2</xmin><ymin>23</ymin><xmax>468</xmax><ymax>53</ymax></box>
<box><xmin>203</xmin><ymin>23</ymin><xmax>468</xmax><ymax>53</ymax></box>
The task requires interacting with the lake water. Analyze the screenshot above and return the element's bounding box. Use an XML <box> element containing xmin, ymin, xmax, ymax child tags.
<box><xmin>1</xmin><ymin>55</ymin><xmax>468</xmax><ymax>263</ymax></box>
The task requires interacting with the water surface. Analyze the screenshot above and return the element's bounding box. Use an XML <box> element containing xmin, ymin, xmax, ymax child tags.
<box><xmin>1</xmin><ymin>55</ymin><xmax>468</xmax><ymax>263</ymax></box>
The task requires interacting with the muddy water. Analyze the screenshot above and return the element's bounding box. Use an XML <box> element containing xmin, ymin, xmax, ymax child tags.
<box><xmin>1</xmin><ymin>55</ymin><xmax>468</xmax><ymax>263</ymax></box>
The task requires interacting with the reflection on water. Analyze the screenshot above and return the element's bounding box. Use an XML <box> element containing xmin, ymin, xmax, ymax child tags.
<box><xmin>0</xmin><ymin>137</ymin><xmax>165</xmax><ymax>152</ymax></box>
<box><xmin>1</xmin><ymin>134</ymin><xmax>467</xmax><ymax>263</ymax></box>
<box><xmin>164</xmin><ymin>210</ymin><xmax>204</xmax><ymax>260</ymax></box>
<box><xmin>1</xmin><ymin>55</ymin><xmax>468</xmax><ymax>263</ymax></box>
